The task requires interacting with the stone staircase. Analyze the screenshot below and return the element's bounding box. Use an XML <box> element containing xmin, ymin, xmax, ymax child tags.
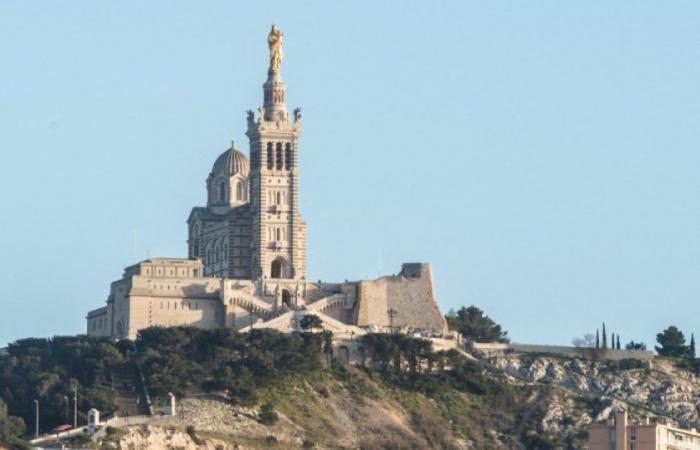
<box><xmin>306</xmin><ymin>293</ymin><xmax>349</xmax><ymax>314</ymax></box>
<box><xmin>111</xmin><ymin>362</ymin><xmax>150</xmax><ymax>417</ymax></box>
<box><xmin>228</xmin><ymin>291</ymin><xmax>274</xmax><ymax>319</ymax></box>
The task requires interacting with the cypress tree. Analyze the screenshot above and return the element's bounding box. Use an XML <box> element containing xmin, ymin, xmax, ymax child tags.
<box><xmin>596</xmin><ymin>329</ymin><xmax>600</xmax><ymax>349</ymax></box>
<box><xmin>611</xmin><ymin>332</ymin><xmax>615</xmax><ymax>350</ymax></box>
<box><xmin>602</xmin><ymin>323</ymin><xmax>607</xmax><ymax>349</ymax></box>
<box><xmin>616</xmin><ymin>335</ymin><xmax>621</xmax><ymax>350</ymax></box>
<box><xmin>691</xmin><ymin>333</ymin><xmax>696</xmax><ymax>358</ymax></box>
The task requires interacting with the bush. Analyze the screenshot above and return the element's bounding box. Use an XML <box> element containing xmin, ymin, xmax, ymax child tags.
<box><xmin>258</xmin><ymin>402</ymin><xmax>279</xmax><ymax>426</ymax></box>
<box><xmin>67</xmin><ymin>432</ymin><xmax>94</xmax><ymax>448</ymax></box>
<box><xmin>186</xmin><ymin>425</ymin><xmax>205</xmax><ymax>445</ymax></box>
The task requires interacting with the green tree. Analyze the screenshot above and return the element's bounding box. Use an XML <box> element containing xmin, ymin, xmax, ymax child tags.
<box><xmin>625</xmin><ymin>341</ymin><xmax>647</xmax><ymax>351</ymax></box>
<box><xmin>655</xmin><ymin>326</ymin><xmax>689</xmax><ymax>357</ymax></box>
<box><xmin>602</xmin><ymin>323</ymin><xmax>607</xmax><ymax>349</ymax></box>
<box><xmin>446</xmin><ymin>306</ymin><xmax>509</xmax><ymax>343</ymax></box>
<box><xmin>691</xmin><ymin>334</ymin><xmax>696</xmax><ymax>358</ymax></box>
<box><xmin>0</xmin><ymin>399</ymin><xmax>27</xmax><ymax>450</ymax></box>
<box><xmin>299</xmin><ymin>314</ymin><xmax>323</xmax><ymax>331</ymax></box>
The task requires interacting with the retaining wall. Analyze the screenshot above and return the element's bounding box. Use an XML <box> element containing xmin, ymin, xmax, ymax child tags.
<box><xmin>470</xmin><ymin>342</ymin><xmax>654</xmax><ymax>361</ymax></box>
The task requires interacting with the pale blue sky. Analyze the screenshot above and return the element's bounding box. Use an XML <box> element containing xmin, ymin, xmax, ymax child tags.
<box><xmin>1</xmin><ymin>1</ymin><xmax>698</xmax><ymax>348</ymax></box>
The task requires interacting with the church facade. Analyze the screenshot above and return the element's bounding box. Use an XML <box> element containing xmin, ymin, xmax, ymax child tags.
<box><xmin>86</xmin><ymin>27</ymin><xmax>447</xmax><ymax>341</ymax></box>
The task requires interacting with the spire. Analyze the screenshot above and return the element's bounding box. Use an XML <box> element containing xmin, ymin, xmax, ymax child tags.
<box><xmin>262</xmin><ymin>25</ymin><xmax>288</xmax><ymax>122</ymax></box>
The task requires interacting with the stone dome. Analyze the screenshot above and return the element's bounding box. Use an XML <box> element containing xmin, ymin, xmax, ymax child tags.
<box><xmin>210</xmin><ymin>145</ymin><xmax>249</xmax><ymax>179</ymax></box>
<box><xmin>207</xmin><ymin>144</ymin><xmax>250</xmax><ymax>209</ymax></box>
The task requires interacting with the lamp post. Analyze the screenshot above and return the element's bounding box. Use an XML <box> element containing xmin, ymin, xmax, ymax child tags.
<box><xmin>73</xmin><ymin>387</ymin><xmax>78</xmax><ymax>428</ymax></box>
<box><xmin>34</xmin><ymin>400</ymin><xmax>39</xmax><ymax>438</ymax></box>
<box><xmin>387</xmin><ymin>308</ymin><xmax>397</xmax><ymax>334</ymax></box>
<box><xmin>63</xmin><ymin>395</ymin><xmax>69</xmax><ymax>422</ymax></box>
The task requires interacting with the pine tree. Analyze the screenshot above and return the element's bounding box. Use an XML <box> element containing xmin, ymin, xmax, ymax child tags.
<box><xmin>655</xmin><ymin>326</ymin><xmax>688</xmax><ymax>357</ymax></box>
<box><xmin>596</xmin><ymin>329</ymin><xmax>600</xmax><ymax>349</ymax></box>
<box><xmin>602</xmin><ymin>323</ymin><xmax>607</xmax><ymax>349</ymax></box>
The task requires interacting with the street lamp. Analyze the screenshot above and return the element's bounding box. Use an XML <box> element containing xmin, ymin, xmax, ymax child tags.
<box><xmin>387</xmin><ymin>308</ymin><xmax>397</xmax><ymax>334</ymax></box>
<box><xmin>63</xmin><ymin>395</ymin><xmax>69</xmax><ymax>422</ymax></box>
<box><xmin>73</xmin><ymin>387</ymin><xmax>78</xmax><ymax>428</ymax></box>
<box><xmin>34</xmin><ymin>400</ymin><xmax>39</xmax><ymax>438</ymax></box>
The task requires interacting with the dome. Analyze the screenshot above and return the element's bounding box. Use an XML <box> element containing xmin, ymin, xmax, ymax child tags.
<box><xmin>210</xmin><ymin>145</ymin><xmax>250</xmax><ymax>179</ymax></box>
<box><xmin>207</xmin><ymin>144</ymin><xmax>250</xmax><ymax>209</ymax></box>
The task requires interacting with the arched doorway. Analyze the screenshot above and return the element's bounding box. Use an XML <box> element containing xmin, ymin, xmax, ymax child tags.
<box><xmin>271</xmin><ymin>258</ymin><xmax>284</xmax><ymax>279</ymax></box>
<box><xmin>281</xmin><ymin>289</ymin><xmax>292</xmax><ymax>308</ymax></box>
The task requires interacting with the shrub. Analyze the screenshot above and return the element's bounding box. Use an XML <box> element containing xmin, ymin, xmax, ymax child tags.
<box><xmin>186</xmin><ymin>425</ymin><xmax>205</xmax><ymax>445</ymax></box>
<box><xmin>258</xmin><ymin>402</ymin><xmax>279</xmax><ymax>426</ymax></box>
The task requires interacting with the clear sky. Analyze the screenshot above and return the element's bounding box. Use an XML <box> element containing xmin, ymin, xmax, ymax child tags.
<box><xmin>1</xmin><ymin>1</ymin><xmax>698</xmax><ymax>349</ymax></box>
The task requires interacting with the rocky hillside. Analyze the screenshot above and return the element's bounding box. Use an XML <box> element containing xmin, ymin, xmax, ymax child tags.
<box><xmin>6</xmin><ymin>330</ymin><xmax>700</xmax><ymax>449</ymax></box>
<box><xmin>484</xmin><ymin>352</ymin><xmax>700</xmax><ymax>440</ymax></box>
<box><xmin>85</xmin><ymin>353</ymin><xmax>700</xmax><ymax>450</ymax></box>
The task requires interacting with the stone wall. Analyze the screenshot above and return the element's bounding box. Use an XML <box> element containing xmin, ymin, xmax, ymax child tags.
<box><xmin>86</xmin><ymin>306</ymin><xmax>110</xmax><ymax>337</ymax></box>
<box><xmin>355</xmin><ymin>263</ymin><xmax>447</xmax><ymax>332</ymax></box>
<box><xmin>470</xmin><ymin>342</ymin><xmax>655</xmax><ymax>361</ymax></box>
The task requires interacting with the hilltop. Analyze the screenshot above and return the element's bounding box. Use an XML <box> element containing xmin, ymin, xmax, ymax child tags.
<box><xmin>2</xmin><ymin>325</ymin><xmax>700</xmax><ymax>449</ymax></box>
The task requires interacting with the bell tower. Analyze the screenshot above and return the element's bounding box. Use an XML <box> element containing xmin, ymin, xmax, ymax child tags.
<box><xmin>246</xmin><ymin>25</ymin><xmax>306</xmax><ymax>281</ymax></box>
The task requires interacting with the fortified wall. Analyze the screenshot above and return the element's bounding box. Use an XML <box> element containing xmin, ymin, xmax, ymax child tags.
<box><xmin>355</xmin><ymin>263</ymin><xmax>447</xmax><ymax>332</ymax></box>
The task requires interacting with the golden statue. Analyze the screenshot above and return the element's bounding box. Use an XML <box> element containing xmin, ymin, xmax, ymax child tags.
<box><xmin>268</xmin><ymin>25</ymin><xmax>283</xmax><ymax>72</ymax></box>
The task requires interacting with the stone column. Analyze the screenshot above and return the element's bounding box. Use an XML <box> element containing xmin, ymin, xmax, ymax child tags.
<box><xmin>168</xmin><ymin>392</ymin><xmax>177</xmax><ymax>416</ymax></box>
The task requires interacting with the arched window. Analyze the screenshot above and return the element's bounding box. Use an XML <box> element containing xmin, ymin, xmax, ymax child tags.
<box><xmin>276</xmin><ymin>143</ymin><xmax>283</xmax><ymax>170</ymax></box>
<box><xmin>219</xmin><ymin>181</ymin><xmax>226</xmax><ymax>203</ymax></box>
<box><xmin>267</xmin><ymin>143</ymin><xmax>274</xmax><ymax>169</ymax></box>
<box><xmin>236</xmin><ymin>181</ymin><xmax>244</xmax><ymax>201</ymax></box>
<box><xmin>285</xmin><ymin>143</ymin><xmax>292</xmax><ymax>170</ymax></box>
<box><xmin>271</xmin><ymin>258</ymin><xmax>284</xmax><ymax>279</ymax></box>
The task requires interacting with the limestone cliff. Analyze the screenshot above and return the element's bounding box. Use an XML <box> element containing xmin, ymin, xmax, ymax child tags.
<box><xmin>89</xmin><ymin>355</ymin><xmax>700</xmax><ymax>450</ymax></box>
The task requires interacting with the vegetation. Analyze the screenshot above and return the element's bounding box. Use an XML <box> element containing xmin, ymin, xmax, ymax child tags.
<box><xmin>299</xmin><ymin>314</ymin><xmax>323</xmax><ymax>331</ymax></box>
<box><xmin>625</xmin><ymin>341</ymin><xmax>647</xmax><ymax>351</ymax></box>
<box><xmin>572</xmin><ymin>333</ymin><xmax>596</xmax><ymax>348</ymax></box>
<box><xmin>0</xmin><ymin>399</ymin><xmax>27</xmax><ymax>450</ymax></box>
<box><xmin>0</xmin><ymin>336</ymin><xmax>122</xmax><ymax>435</ymax></box>
<box><xmin>258</xmin><ymin>402</ymin><xmax>279</xmax><ymax>425</ymax></box>
<box><xmin>0</xmin><ymin>326</ymin><xmax>577</xmax><ymax>448</ymax></box>
<box><xmin>656</xmin><ymin>326</ymin><xmax>692</xmax><ymax>357</ymax></box>
<box><xmin>446</xmin><ymin>306</ymin><xmax>509</xmax><ymax>343</ymax></box>
<box><xmin>135</xmin><ymin>327</ymin><xmax>332</xmax><ymax>403</ymax></box>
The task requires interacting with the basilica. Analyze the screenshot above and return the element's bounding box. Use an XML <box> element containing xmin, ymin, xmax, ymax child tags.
<box><xmin>86</xmin><ymin>26</ymin><xmax>447</xmax><ymax>341</ymax></box>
